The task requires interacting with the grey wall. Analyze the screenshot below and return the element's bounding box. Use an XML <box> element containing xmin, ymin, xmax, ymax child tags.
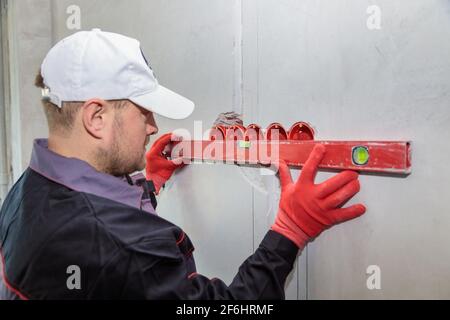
<box><xmin>5</xmin><ymin>0</ymin><xmax>52</xmax><ymax>177</ymax></box>
<box><xmin>5</xmin><ymin>0</ymin><xmax>450</xmax><ymax>299</ymax></box>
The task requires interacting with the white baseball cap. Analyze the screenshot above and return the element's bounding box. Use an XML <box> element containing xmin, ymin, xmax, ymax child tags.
<box><xmin>41</xmin><ymin>28</ymin><xmax>195</xmax><ymax>120</ymax></box>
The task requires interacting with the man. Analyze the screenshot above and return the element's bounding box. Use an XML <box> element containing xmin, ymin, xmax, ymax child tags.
<box><xmin>0</xmin><ymin>29</ymin><xmax>365</xmax><ymax>299</ymax></box>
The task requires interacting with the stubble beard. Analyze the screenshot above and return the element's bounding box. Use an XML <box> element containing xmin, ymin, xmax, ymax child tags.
<box><xmin>95</xmin><ymin>115</ymin><xmax>146</xmax><ymax>177</ymax></box>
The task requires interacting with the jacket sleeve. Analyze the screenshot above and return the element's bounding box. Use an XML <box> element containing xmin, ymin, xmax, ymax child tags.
<box><xmin>120</xmin><ymin>230</ymin><xmax>299</xmax><ymax>300</ymax></box>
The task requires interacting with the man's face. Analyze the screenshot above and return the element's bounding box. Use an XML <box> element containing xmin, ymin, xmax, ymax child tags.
<box><xmin>98</xmin><ymin>101</ymin><xmax>158</xmax><ymax>176</ymax></box>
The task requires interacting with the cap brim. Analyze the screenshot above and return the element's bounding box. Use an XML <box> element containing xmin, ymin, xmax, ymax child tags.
<box><xmin>129</xmin><ymin>85</ymin><xmax>195</xmax><ymax>120</ymax></box>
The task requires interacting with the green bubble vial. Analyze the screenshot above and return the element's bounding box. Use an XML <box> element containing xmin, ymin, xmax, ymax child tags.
<box><xmin>352</xmin><ymin>146</ymin><xmax>369</xmax><ymax>166</ymax></box>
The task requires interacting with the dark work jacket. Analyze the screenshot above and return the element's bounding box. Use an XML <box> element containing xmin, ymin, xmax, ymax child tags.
<box><xmin>0</xmin><ymin>139</ymin><xmax>298</xmax><ymax>300</ymax></box>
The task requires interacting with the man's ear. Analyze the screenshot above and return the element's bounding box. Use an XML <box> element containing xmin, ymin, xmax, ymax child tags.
<box><xmin>81</xmin><ymin>98</ymin><xmax>111</xmax><ymax>139</ymax></box>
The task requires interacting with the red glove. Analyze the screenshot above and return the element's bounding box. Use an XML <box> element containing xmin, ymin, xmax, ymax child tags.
<box><xmin>145</xmin><ymin>133</ymin><xmax>185</xmax><ymax>194</ymax></box>
<box><xmin>271</xmin><ymin>144</ymin><xmax>366</xmax><ymax>249</ymax></box>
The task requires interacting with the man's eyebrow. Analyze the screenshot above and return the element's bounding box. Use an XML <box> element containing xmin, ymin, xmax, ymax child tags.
<box><xmin>139</xmin><ymin>107</ymin><xmax>150</xmax><ymax>115</ymax></box>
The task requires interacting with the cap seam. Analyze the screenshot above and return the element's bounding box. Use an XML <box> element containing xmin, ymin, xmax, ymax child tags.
<box><xmin>75</xmin><ymin>31</ymin><xmax>94</xmax><ymax>97</ymax></box>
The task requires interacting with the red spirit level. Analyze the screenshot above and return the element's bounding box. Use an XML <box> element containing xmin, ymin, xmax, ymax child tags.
<box><xmin>174</xmin><ymin>122</ymin><xmax>412</xmax><ymax>175</ymax></box>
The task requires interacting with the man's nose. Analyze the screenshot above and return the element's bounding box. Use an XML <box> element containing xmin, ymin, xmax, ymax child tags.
<box><xmin>146</xmin><ymin>123</ymin><xmax>158</xmax><ymax>136</ymax></box>
<box><xmin>146</xmin><ymin>112</ymin><xmax>158</xmax><ymax>135</ymax></box>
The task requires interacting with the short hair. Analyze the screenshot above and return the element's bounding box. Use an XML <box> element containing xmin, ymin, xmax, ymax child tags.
<box><xmin>35</xmin><ymin>69</ymin><xmax>128</xmax><ymax>135</ymax></box>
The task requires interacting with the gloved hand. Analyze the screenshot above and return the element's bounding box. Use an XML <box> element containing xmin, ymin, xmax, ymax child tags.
<box><xmin>145</xmin><ymin>133</ymin><xmax>185</xmax><ymax>194</ymax></box>
<box><xmin>271</xmin><ymin>144</ymin><xmax>366</xmax><ymax>249</ymax></box>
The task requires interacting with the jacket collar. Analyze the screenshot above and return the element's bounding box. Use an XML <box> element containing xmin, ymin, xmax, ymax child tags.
<box><xmin>29</xmin><ymin>139</ymin><xmax>156</xmax><ymax>214</ymax></box>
